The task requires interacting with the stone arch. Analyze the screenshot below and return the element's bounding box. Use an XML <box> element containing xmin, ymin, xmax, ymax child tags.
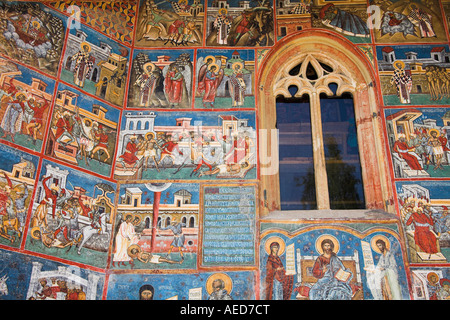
<box><xmin>257</xmin><ymin>29</ymin><xmax>392</xmax><ymax>216</ymax></box>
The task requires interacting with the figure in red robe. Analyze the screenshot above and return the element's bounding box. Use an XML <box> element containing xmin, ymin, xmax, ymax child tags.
<box><xmin>158</xmin><ymin>135</ymin><xmax>183</xmax><ymax>168</ymax></box>
<box><xmin>393</xmin><ymin>135</ymin><xmax>423</xmax><ymax>170</ymax></box>
<box><xmin>201</xmin><ymin>65</ymin><xmax>223</xmax><ymax>107</ymax></box>
<box><xmin>406</xmin><ymin>207</ymin><xmax>438</xmax><ymax>254</ymax></box>
<box><xmin>438</xmin><ymin>130</ymin><xmax>450</xmax><ymax>152</ymax></box>
<box><xmin>264</xmin><ymin>241</ymin><xmax>294</xmax><ymax>300</ymax></box>
<box><xmin>118</xmin><ymin>136</ymin><xmax>139</xmax><ymax>168</ymax></box>
<box><xmin>55</xmin><ymin>112</ymin><xmax>75</xmax><ymax>149</ymax></box>
<box><xmin>165</xmin><ymin>64</ymin><xmax>187</xmax><ymax>107</ymax></box>
<box><xmin>27</xmin><ymin>99</ymin><xmax>49</xmax><ymax>143</ymax></box>
<box><xmin>41</xmin><ymin>176</ymin><xmax>59</xmax><ymax>219</ymax></box>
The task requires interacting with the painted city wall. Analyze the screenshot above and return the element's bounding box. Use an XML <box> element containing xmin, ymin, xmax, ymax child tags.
<box><xmin>0</xmin><ymin>0</ymin><xmax>448</xmax><ymax>301</ymax></box>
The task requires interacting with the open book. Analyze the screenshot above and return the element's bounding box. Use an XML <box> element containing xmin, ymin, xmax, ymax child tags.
<box><xmin>334</xmin><ymin>268</ymin><xmax>352</xmax><ymax>282</ymax></box>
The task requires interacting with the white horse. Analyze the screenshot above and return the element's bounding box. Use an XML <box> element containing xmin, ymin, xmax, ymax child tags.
<box><xmin>0</xmin><ymin>275</ymin><xmax>8</xmax><ymax>296</ymax></box>
<box><xmin>77</xmin><ymin>212</ymin><xmax>109</xmax><ymax>255</ymax></box>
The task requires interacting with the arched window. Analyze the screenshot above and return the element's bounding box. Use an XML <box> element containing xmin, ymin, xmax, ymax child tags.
<box><xmin>257</xmin><ymin>31</ymin><xmax>393</xmax><ymax>216</ymax></box>
<box><xmin>165</xmin><ymin>217</ymin><xmax>171</xmax><ymax>227</ymax></box>
<box><xmin>276</xmin><ymin>60</ymin><xmax>366</xmax><ymax>210</ymax></box>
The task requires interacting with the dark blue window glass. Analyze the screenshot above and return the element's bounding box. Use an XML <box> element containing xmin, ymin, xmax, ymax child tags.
<box><xmin>276</xmin><ymin>92</ymin><xmax>316</xmax><ymax>210</ymax></box>
<box><xmin>320</xmin><ymin>84</ymin><xmax>365</xmax><ymax>209</ymax></box>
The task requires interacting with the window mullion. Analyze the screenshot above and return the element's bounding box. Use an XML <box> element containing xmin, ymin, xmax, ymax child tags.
<box><xmin>310</xmin><ymin>91</ymin><xmax>330</xmax><ymax>210</ymax></box>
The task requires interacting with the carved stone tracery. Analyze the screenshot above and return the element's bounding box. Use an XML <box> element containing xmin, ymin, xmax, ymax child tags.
<box><xmin>273</xmin><ymin>53</ymin><xmax>356</xmax><ymax>99</ymax></box>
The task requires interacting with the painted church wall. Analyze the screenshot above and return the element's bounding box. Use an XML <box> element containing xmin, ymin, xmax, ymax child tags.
<box><xmin>0</xmin><ymin>0</ymin><xmax>448</xmax><ymax>301</ymax></box>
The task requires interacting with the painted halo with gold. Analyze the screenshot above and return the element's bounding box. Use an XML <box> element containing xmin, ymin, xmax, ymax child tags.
<box><xmin>145</xmin><ymin>132</ymin><xmax>155</xmax><ymax>140</ymax></box>
<box><xmin>393</xmin><ymin>60</ymin><xmax>405</xmax><ymax>70</ymax></box>
<box><xmin>206</xmin><ymin>273</ymin><xmax>233</xmax><ymax>295</ymax></box>
<box><xmin>315</xmin><ymin>234</ymin><xmax>340</xmax><ymax>255</ymax></box>
<box><xmin>132</xmin><ymin>214</ymin><xmax>142</xmax><ymax>225</ymax></box>
<box><xmin>370</xmin><ymin>234</ymin><xmax>391</xmax><ymax>254</ymax></box>
<box><xmin>143</xmin><ymin>62</ymin><xmax>156</xmax><ymax>75</ymax></box>
<box><xmin>80</xmin><ymin>42</ymin><xmax>91</xmax><ymax>53</ymax></box>
<box><xmin>31</xmin><ymin>21</ymin><xmax>41</xmax><ymax>29</ymax></box>
<box><xmin>204</xmin><ymin>55</ymin><xmax>216</xmax><ymax>64</ymax></box>
<box><xmin>84</xmin><ymin>118</ymin><xmax>92</xmax><ymax>127</ymax></box>
<box><xmin>127</xmin><ymin>244</ymin><xmax>142</xmax><ymax>259</ymax></box>
<box><xmin>30</xmin><ymin>226</ymin><xmax>42</xmax><ymax>240</ymax></box>
<box><xmin>427</xmin><ymin>272</ymin><xmax>440</xmax><ymax>285</ymax></box>
<box><xmin>208</xmin><ymin>63</ymin><xmax>220</xmax><ymax>71</ymax></box>
<box><xmin>219</xmin><ymin>8</ymin><xmax>228</xmax><ymax>15</ymax></box>
<box><xmin>14</xmin><ymin>92</ymin><xmax>27</xmax><ymax>100</ymax></box>
<box><xmin>264</xmin><ymin>236</ymin><xmax>286</xmax><ymax>255</ymax></box>
<box><xmin>232</xmin><ymin>61</ymin><xmax>244</xmax><ymax>71</ymax></box>
<box><xmin>429</xmin><ymin>128</ymin><xmax>440</xmax><ymax>137</ymax></box>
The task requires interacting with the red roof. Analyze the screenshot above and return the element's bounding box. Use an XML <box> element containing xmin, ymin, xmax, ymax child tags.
<box><xmin>382</xmin><ymin>47</ymin><xmax>394</xmax><ymax>53</ymax></box>
<box><xmin>431</xmin><ymin>47</ymin><xmax>445</xmax><ymax>52</ymax></box>
<box><xmin>386</xmin><ymin>109</ymin><xmax>422</xmax><ymax>120</ymax></box>
<box><xmin>220</xmin><ymin>115</ymin><xmax>238</xmax><ymax>120</ymax></box>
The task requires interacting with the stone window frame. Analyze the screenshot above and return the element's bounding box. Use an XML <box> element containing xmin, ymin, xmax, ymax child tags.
<box><xmin>257</xmin><ymin>30</ymin><xmax>393</xmax><ymax>216</ymax></box>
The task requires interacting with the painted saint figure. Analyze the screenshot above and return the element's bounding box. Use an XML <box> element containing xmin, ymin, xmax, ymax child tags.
<box><xmin>229</xmin><ymin>62</ymin><xmax>246</xmax><ymax>107</ymax></box>
<box><xmin>390</xmin><ymin>61</ymin><xmax>412</xmax><ymax>104</ymax></box>
<box><xmin>365</xmin><ymin>238</ymin><xmax>402</xmax><ymax>300</ymax></box>
<box><xmin>408</xmin><ymin>5</ymin><xmax>436</xmax><ymax>38</ymax></box>
<box><xmin>428</xmin><ymin>129</ymin><xmax>444</xmax><ymax>171</ymax></box>
<box><xmin>71</xmin><ymin>42</ymin><xmax>95</xmax><ymax>88</ymax></box>
<box><xmin>264</xmin><ymin>241</ymin><xmax>294</xmax><ymax>300</ymax></box>
<box><xmin>165</xmin><ymin>64</ymin><xmax>188</xmax><ymax>108</ymax></box>
<box><xmin>112</xmin><ymin>214</ymin><xmax>140</xmax><ymax>267</ymax></box>
<box><xmin>213</xmin><ymin>8</ymin><xmax>231</xmax><ymax>45</ymax></box>
<box><xmin>201</xmin><ymin>63</ymin><xmax>223</xmax><ymax>108</ymax></box>
<box><xmin>309</xmin><ymin>238</ymin><xmax>354</xmax><ymax>300</ymax></box>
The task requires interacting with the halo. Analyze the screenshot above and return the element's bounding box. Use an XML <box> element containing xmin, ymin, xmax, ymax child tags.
<box><xmin>219</xmin><ymin>8</ymin><xmax>228</xmax><ymax>15</ymax></box>
<box><xmin>132</xmin><ymin>214</ymin><xmax>142</xmax><ymax>225</ymax></box>
<box><xmin>232</xmin><ymin>61</ymin><xmax>244</xmax><ymax>71</ymax></box>
<box><xmin>145</xmin><ymin>132</ymin><xmax>155</xmax><ymax>140</ymax></box>
<box><xmin>143</xmin><ymin>62</ymin><xmax>156</xmax><ymax>75</ymax></box>
<box><xmin>370</xmin><ymin>235</ymin><xmax>391</xmax><ymax>254</ymax></box>
<box><xmin>264</xmin><ymin>236</ymin><xmax>286</xmax><ymax>255</ymax></box>
<box><xmin>80</xmin><ymin>42</ymin><xmax>91</xmax><ymax>52</ymax></box>
<box><xmin>315</xmin><ymin>234</ymin><xmax>340</xmax><ymax>255</ymax></box>
<box><xmin>178</xmin><ymin>0</ymin><xmax>188</xmax><ymax>4</ymax></box>
<box><xmin>208</xmin><ymin>63</ymin><xmax>219</xmax><ymax>71</ymax></box>
<box><xmin>30</xmin><ymin>226</ymin><xmax>42</xmax><ymax>240</ymax></box>
<box><xmin>127</xmin><ymin>244</ymin><xmax>142</xmax><ymax>259</ymax></box>
<box><xmin>204</xmin><ymin>55</ymin><xmax>216</xmax><ymax>64</ymax></box>
<box><xmin>14</xmin><ymin>92</ymin><xmax>27</xmax><ymax>100</ymax></box>
<box><xmin>84</xmin><ymin>118</ymin><xmax>92</xmax><ymax>126</ymax></box>
<box><xmin>206</xmin><ymin>273</ymin><xmax>233</xmax><ymax>295</ymax></box>
<box><xmin>429</xmin><ymin>128</ymin><xmax>440</xmax><ymax>137</ymax></box>
<box><xmin>393</xmin><ymin>60</ymin><xmax>405</xmax><ymax>70</ymax></box>
<box><xmin>427</xmin><ymin>272</ymin><xmax>439</xmax><ymax>285</ymax></box>
<box><xmin>32</xmin><ymin>21</ymin><xmax>41</xmax><ymax>29</ymax></box>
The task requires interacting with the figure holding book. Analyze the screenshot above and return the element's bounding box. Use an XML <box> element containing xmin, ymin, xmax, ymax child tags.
<box><xmin>309</xmin><ymin>238</ymin><xmax>353</xmax><ymax>300</ymax></box>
